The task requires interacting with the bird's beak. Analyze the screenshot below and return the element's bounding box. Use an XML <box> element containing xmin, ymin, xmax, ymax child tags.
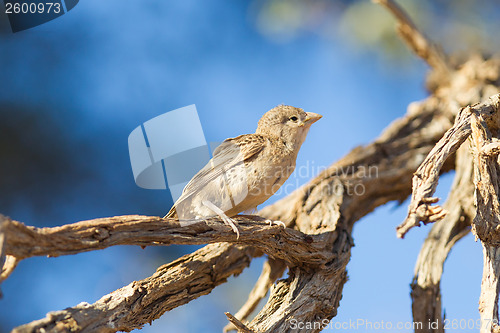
<box><xmin>301</xmin><ymin>112</ymin><xmax>322</xmax><ymax>126</ymax></box>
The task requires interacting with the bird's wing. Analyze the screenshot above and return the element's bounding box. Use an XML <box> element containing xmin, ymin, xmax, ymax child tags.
<box><xmin>165</xmin><ymin>134</ymin><xmax>266</xmax><ymax>218</ymax></box>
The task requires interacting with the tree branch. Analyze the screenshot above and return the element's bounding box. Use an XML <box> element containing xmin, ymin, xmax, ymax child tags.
<box><xmin>469</xmin><ymin>105</ymin><xmax>500</xmax><ymax>333</ymax></box>
<box><xmin>398</xmin><ymin>93</ymin><xmax>500</xmax><ymax>238</ymax></box>
<box><xmin>410</xmin><ymin>144</ymin><xmax>474</xmax><ymax>332</ymax></box>
<box><xmin>373</xmin><ymin>0</ymin><xmax>452</xmax><ymax>75</ymax></box>
<box><xmin>13</xmin><ymin>243</ymin><xmax>258</xmax><ymax>333</ymax></box>
<box><xmin>235</xmin><ymin>76</ymin><xmax>475</xmax><ymax>331</ymax></box>
<box><xmin>479</xmin><ymin>245</ymin><xmax>500</xmax><ymax>333</ymax></box>
<box><xmin>225</xmin><ymin>312</ymin><xmax>255</xmax><ymax>333</ymax></box>
<box><xmin>224</xmin><ymin>258</ymin><xmax>286</xmax><ymax>333</ymax></box>
<box><xmin>0</xmin><ymin>214</ymin><xmax>334</xmax><ymax>268</ymax></box>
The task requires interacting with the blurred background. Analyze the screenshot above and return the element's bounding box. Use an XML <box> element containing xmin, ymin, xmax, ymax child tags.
<box><xmin>1</xmin><ymin>0</ymin><xmax>500</xmax><ymax>332</ymax></box>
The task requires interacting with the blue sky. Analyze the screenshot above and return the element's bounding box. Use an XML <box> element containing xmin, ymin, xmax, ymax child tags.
<box><xmin>0</xmin><ymin>1</ymin><xmax>484</xmax><ymax>332</ymax></box>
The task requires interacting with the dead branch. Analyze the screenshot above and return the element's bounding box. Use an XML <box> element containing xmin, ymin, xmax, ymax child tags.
<box><xmin>373</xmin><ymin>0</ymin><xmax>452</xmax><ymax>75</ymax></box>
<box><xmin>396</xmin><ymin>108</ymin><xmax>471</xmax><ymax>238</ymax></box>
<box><xmin>0</xmin><ymin>255</ymin><xmax>17</xmax><ymax>290</ymax></box>
<box><xmin>9</xmin><ymin>16</ymin><xmax>483</xmax><ymax>333</ymax></box>
<box><xmin>469</xmin><ymin>106</ymin><xmax>500</xmax><ymax>333</ymax></box>
<box><xmin>479</xmin><ymin>245</ymin><xmax>500</xmax><ymax>333</ymax></box>
<box><xmin>234</xmin><ymin>72</ymin><xmax>473</xmax><ymax>331</ymax></box>
<box><xmin>471</xmin><ymin>109</ymin><xmax>500</xmax><ymax>243</ymax></box>
<box><xmin>0</xmin><ymin>214</ymin><xmax>334</xmax><ymax>268</ymax></box>
<box><xmin>13</xmin><ymin>243</ymin><xmax>258</xmax><ymax>333</ymax></box>
<box><xmin>398</xmin><ymin>93</ymin><xmax>500</xmax><ymax>239</ymax></box>
<box><xmin>0</xmin><ymin>218</ymin><xmax>18</xmax><ymax>296</ymax></box>
<box><xmin>11</xmin><ymin>90</ymin><xmax>497</xmax><ymax>333</ymax></box>
<box><xmin>410</xmin><ymin>144</ymin><xmax>474</xmax><ymax>333</ymax></box>
<box><xmin>225</xmin><ymin>312</ymin><xmax>255</xmax><ymax>333</ymax></box>
<box><xmin>223</xmin><ymin>258</ymin><xmax>286</xmax><ymax>333</ymax></box>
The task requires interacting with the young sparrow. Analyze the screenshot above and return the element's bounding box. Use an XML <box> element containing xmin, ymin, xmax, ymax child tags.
<box><xmin>164</xmin><ymin>105</ymin><xmax>322</xmax><ymax>238</ymax></box>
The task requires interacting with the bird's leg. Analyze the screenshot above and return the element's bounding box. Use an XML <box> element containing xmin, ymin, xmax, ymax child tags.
<box><xmin>265</xmin><ymin>219</ymin><xmax>286</xmax><ymax>228</ymax></box>
<box><xmin>202</xmin><ymin>200</ymin><xmax>240</xmax><ymax>239</ymax></box>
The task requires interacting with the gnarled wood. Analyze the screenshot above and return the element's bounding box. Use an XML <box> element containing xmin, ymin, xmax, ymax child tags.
<box><xmin>398</xmin><ymin>93</ymin><xmax>500</xmax><ymax>238</ymax></box>
<box><xmin>224</xmin><ymin>258</ymin><xmax>287</xmax><ymax>333</ymax></box>
<box><xmin>411</xmin><ymin>145</ymin><xmax>474</xmax><ymax>333</ymax></box>
<box><xmin>470</xmin><ymin>105</ymin><xmax>500</xmax><ymax>333</ymax></box>
<box><xmin>373</xmin><ymin>0</ymin><xmax>452</xmax><ymax>75</ymax></box>
<box><xmin>0</xmin><ymin>214</ymin><xmax>334</xmax><ymax>268</ymax></box>
<box><xmin>13</xmin><ymin>243</ymin><xmax>257</xmax><ymax>333</ymax></box>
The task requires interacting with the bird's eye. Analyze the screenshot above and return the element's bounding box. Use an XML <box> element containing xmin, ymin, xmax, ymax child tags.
<box><xmin>289</xmin><ymin>116</ymin><xmax>298</xmax><ymax>122</ymax></box>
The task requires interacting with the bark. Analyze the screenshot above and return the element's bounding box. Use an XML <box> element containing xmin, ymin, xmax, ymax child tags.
<box><xmin>223</xmin><ymin>258</ymin><xmax>287</xmax><ymax>333</ymax></box>
<box><xmin>0</xmin><ymin>215</ymin><xmax>333</xmax><ymax>267</ymax></box>
<box><xmin>470</xmin><ymin>104</ymin><xmax>500</xmax><ymax>333</ymax></box>
<box><xmin>12</xmin><ymin>243</ymin><xmax>257</xmax><ymax>333</ymax></box>
<box><xmin>373</xmin><ymin>0</ymin><xmax>451</xmax><ymax>76</ymax></box>
<box><xmin>399</xmin><ymin>92</ymin><xmax>500</xmax><ymax>238</ymax></box>
<box><xmin>410</xmin><ymin>145</ymin><xmax>474</xmax><ymax>333</ymax></box>
<box><xmin>479</xmin><ymin>245</ymin><xmax>500</xmax><ymax>333</ymax></box>
<box><xmin>400</xmin><ymin>94</ymin><xmax>500</xmax><ymax>332</ymax></box>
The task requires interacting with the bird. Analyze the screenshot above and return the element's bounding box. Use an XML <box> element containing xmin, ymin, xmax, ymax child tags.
<box><xmin>164</xmin><ymin>105</ymin><xmax>322</xmax><ymax>238</ymax></box>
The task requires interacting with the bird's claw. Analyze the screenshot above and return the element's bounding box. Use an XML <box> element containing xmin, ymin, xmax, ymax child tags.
<box><xmin>265</xmin><ymin>219</ymin><xmax>286</xmax><ymax>228</ymax></box>
<box><xmin>222</xmin><ymin>216</ymin><xmax>240</xmax><ymax>239</ymax></box>
<box><xmin>202</xmin><ymin>200</ymin><xmax>240</xmax><ymax>239</ymax></box>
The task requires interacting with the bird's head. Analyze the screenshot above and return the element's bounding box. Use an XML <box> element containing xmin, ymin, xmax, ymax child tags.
<box><xmin>256</xmin><ymin>105</ymin><xmax>322</xmax><ymax>152</ymax></box>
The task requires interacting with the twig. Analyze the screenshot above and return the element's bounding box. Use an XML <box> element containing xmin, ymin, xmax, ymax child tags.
<box><xmin>225</xmin><ymin>312</ymin><xmax>255</xmax><ymax>333</ymax></box>
<box><xmin>0</xmin><ymin>255</ymin><xmax>18</xmax><ymax>286</ymax></box>
<box><xmin>373</xmin><ymin>0</ymin><xmax>452</xmax><ymax>74</ymax></box>
<box><xmin>223</xmin><ymin>258</ymin><xmax>286</xmax><ymax>332</ymax></box>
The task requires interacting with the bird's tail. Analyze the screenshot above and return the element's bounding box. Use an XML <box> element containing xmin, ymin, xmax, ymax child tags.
<box><xmin>163</xmin><ymin>207</ymin><xmax>177</xmax><ymax>219</ymax></box>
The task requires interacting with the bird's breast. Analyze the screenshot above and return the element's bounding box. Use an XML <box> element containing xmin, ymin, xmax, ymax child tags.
<box><xmin>243</xmin><ymin>152</ymin><xmax>296</xmax><ymax>201</ymax></box>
